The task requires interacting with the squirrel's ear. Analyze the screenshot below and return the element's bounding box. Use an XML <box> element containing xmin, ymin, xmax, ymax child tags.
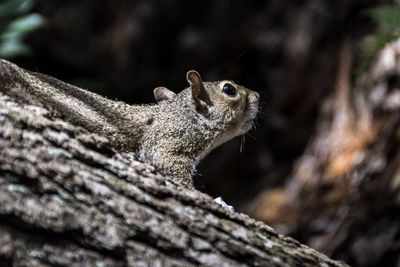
<box><xmin>154</xmin><ymin>87</ymin><xmax>177</xmax><ymax>103</ymax></box>
<box><xmin>186</xmin><ymin>70</ymin><xmax>208</xmax><ymax>114</ymax></box>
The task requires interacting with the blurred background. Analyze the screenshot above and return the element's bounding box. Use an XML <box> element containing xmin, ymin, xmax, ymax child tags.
<box><xmin>2</xmin><ymin>0</ymin><xmax>400</xmax><ymax>266</ymax></box>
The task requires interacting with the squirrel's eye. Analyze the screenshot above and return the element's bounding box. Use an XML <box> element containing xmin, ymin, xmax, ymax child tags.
<box><xmin>222</xmin><ymin>83</ymin><xmax>237</xmax><ymax>96</ymax></box>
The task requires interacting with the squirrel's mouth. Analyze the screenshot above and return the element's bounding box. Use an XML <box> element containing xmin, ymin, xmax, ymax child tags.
<box><xmin>239</xmin><ymin>92</ymin><xmax>259</xmax><ymax>134</ymax></box>
<box><xmin>240</xmin><ymin>117</ymin><xmax>256</xmax><ymax>134</ymax></box>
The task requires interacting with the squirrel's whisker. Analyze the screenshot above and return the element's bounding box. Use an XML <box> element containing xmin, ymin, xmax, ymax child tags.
<box><xmin>240</xmin><ymin>134</ymin><xmax>246</xmax><ymax>153</ymax></box>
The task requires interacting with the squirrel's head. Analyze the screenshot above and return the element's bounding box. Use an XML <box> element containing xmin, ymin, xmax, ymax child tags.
<box><xmin>154</xmin><ymin>70</ymin><xmax>259</xmax><ymax>145</ymax></box>
<box><xmin>150</xmin><ymin>70</ymin><xmax>259</xmax><ymax>179</ymax></box>
<box><xmin>186</xmin><ymin>70</ymin><xmax>259</xmax><ymax>137</ymax></box>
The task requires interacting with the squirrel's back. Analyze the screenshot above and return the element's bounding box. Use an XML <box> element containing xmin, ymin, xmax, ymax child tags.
<box><xmin>0</xmin><ymin>60</ymin><xmax>259</xmax><ymax>186</ymax></box>
<box><xmin>0</xmin><ymin>59</ymin><xmax>145</xmax><ymax>149</ymax></box>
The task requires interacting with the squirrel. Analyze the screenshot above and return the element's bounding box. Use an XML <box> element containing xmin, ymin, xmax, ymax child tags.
<box><xmin>0</xmin><ymin>59</ymin><xmax>259</xmax><ymax>186</ymax></box>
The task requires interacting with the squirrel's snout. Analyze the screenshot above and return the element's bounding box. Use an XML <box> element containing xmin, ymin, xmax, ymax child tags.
<box><xmin>253</xmin><ymin>92</ymin><xmax>260</xmax><ymax>101</ymax></box>
<box><xmin>248</xmin><ymin>91</ymin><xmax>260</xmax><ymax>106</ymax></box>
<box><xmin>245</xmin><ymin>90</ymin><xmax>259</xmax><ymax>122</ymax></box>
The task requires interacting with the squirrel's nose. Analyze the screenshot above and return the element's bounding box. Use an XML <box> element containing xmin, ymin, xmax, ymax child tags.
<box><xmin>250</xmin><ymin>91</ymin><xmax>260</xmax><ymax>101</ymax></box>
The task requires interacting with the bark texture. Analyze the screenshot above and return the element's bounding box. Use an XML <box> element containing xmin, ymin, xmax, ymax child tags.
<box><xmin>0</xmin><ymin>90</ymin><xmax>346</xmax><ymax>265</ymax></box>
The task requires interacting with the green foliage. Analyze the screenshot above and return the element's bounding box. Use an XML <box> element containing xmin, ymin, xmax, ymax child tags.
<box><xmin>368</xmin><ymin>1</ymin><xmax>400</xmax><ymax>32</ymax></box>
<box><xmin>0</xmin><ymin>0</ymin><xmax>44</xmax><ymax>58</ymax></box>
<box><xmin>356</xmin><ymin>0</ymin><xmax>400</xmax><ymax>79</ymax></box>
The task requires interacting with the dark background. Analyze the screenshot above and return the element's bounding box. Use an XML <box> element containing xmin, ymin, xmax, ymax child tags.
<box><xmin>10</xmin><ymin>0</ymin><xmax>396</xmax><ymax>265</ymax></box>
<box><xmin>16</xmin><ymin>0</ymin><xmax>375</xmax><ymax>204</ymax></box>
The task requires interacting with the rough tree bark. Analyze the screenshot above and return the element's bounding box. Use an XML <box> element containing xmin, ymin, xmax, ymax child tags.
<box><xmin>249</xmin><ymin>39</ymin><xmax>400</xmax><ymax>266</ymax></box>
<box><xmin>0</xmin><ymin>72</ymin><xmax>346</xmax><ymax>265</ymax></box>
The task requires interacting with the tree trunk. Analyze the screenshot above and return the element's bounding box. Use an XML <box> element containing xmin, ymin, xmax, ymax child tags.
<box><xmin>0</xmin><ymin>69</ymin><xmax>345</xmax><ymax>266</ymax></box>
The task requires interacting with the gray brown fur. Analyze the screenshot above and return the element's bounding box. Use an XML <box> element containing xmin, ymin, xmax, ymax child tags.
<box><xmin>0</xmin><ymin>59</ymin><xmax>259</xmax><ymax>186</ymax></box>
